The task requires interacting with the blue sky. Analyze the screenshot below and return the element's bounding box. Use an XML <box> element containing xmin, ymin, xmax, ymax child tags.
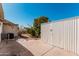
<box><xmin>2</xmin><ymin>3</ymin><xmax>79</xmax><ymax>27</ymax></box>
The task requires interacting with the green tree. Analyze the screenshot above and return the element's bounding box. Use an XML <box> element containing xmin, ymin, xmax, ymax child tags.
<box><xmin>26</xmin><ymin>16</ymin><xmax>49</xmax><ymax>38</ymax></box>
<box><xmin>33</xmin><ymin>16</ymin><xmax>49</xmax><ymax>37</ymax></box>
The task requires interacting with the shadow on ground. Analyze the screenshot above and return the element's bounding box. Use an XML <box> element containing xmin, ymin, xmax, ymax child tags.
<box><xmin>0</xmin><ymin>40</ymin><xmax>34</xmax><ymax>56</ymax></box>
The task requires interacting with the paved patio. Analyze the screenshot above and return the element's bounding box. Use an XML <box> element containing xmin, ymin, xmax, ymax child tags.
<box><xmin>17</xmin><ymin>38</ymin><xmax>77</xmax><ymax>56</ymax></box>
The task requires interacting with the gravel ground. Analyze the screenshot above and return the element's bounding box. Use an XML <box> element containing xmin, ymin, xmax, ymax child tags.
<box><xmin>0</xmin><ymin>40</ymin><xmax>33</xmax><ymax>56</ymax></box>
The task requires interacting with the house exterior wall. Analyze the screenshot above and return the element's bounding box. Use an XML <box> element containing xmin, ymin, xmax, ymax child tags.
<box><xmin>3</xmin><ymin>24</ymin><xmax>18</xmax><ymax>37</ymax></box>
<box><xmin>41</xmin><ymin>17</ymin><xmax>79</xmax><ymax>54</ymax></box>
<box><xmin>0</xmin><ymin>22</ymin><xmax>3</xmax><ymax>42</ymax></box>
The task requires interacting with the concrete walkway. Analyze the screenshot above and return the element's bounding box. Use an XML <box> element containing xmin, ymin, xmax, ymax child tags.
<box><xmin>0</xmin><ymin>40</ymin><xmax>33</xmax><ymax>56</ymax></box>
<box><xmin>17</xmin><ymin>38</ymin><xmax>77</xmax><ymax>56</ymax></box>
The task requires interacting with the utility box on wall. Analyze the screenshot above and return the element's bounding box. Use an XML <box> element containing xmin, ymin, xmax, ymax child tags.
<box><xmin>41</xmin><ymin>16</ymin><xmax>79</xmax><ymax>55</ymax></box>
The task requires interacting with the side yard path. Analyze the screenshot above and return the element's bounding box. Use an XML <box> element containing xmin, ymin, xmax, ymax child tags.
<box><xmin>17</xmin><ymin>38</ymin><xmax>77</xmax><ymax>56</ymax></box>
<box><xmin>0</xmin><ymin>40</ymin><xmax>33</xmax><ymax>56</ymax></box>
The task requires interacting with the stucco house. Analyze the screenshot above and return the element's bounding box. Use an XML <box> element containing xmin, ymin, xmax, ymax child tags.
<box><xmin>0</xmin><ymin>4</ymin><xmax>19</xmax><ymax>42</ymax></box>
<box><xmin>0</xmin><ymin>18</ymin><xmax>19</xmax><ymax>42</ymax></box>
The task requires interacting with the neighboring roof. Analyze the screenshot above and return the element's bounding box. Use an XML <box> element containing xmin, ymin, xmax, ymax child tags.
<box><xmin>0</xmin><ymin>18</ymin><xmax>18</xmax><ymax>26</ymax></box>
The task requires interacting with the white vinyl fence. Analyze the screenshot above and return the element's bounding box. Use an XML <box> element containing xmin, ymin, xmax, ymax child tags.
<box><xmin>41</xmin><ymin>17</ymin><xmax>79</xmax><ymax>54</ymax></box>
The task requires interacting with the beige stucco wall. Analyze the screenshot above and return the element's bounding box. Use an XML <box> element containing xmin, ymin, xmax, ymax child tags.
<box><xmin>0</xmin><ymin>22</ymin><xmax>3</xmax><ymax>42</ymax></box>
<box><xmin>3</xmin><ymin>24</ymin><xmax>18</xmax><ymax>37</ymax></box>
